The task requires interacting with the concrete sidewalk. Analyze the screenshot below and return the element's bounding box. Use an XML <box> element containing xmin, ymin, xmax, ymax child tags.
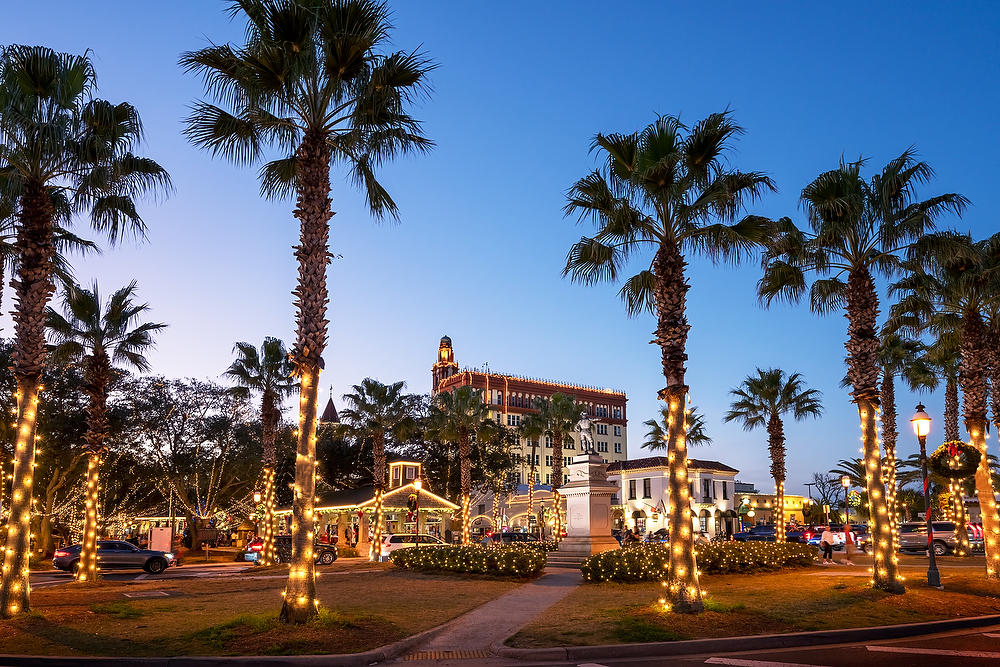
<box><xmin>400</xmin><ymin>567</ymin><xmax>582</xmax><ymax>663</ymax></box>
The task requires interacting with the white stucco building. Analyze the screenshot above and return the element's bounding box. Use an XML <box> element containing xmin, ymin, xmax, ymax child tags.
<box><xmin>607</xmin><ymin>456</ymin><xmax>740</xmax><ymax>538</ymax></box>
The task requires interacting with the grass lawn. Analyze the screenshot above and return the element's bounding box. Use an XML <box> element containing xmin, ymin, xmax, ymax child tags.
<box><xmin>509</xmin><ymin>564</ymin><xmax>1000</xmax><ymax>647</ymax></box>
<box><xmin>0</xmin><ymin>566</ymin><xmax>520</xmax><ymax>657</ymax></box>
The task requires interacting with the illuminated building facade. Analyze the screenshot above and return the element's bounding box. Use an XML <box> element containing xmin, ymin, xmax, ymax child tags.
<box><xmin>431</xmin><ymin>336</ymin><xmax>628</xmax><ymax>486</ymax></box>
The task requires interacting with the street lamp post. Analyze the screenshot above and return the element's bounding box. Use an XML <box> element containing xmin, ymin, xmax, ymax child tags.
<box><xmin>911</xmin><ymin>403</ymin><xmax>942</xmax><ymax>589</ymax></box>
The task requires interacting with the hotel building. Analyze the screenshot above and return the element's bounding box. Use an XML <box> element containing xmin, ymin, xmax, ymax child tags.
<box><xmin>431</xmin><ymin>336</ymin><xmax>628</xmax><ymax>486</ymax></box>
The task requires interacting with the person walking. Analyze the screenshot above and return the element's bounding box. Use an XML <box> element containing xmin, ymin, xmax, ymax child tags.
<box><xmin>820</xmin><ymin>526</ymin><xmax>836</xmax><ymax>564</ymax></box>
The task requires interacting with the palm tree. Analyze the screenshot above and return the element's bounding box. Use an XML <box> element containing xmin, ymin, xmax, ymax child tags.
<box><xmin>427</xmin><ymin>386</ymin><xmax>491</xmax><ymax>545</ymax></box>
<box><xmin>877</xmin><ymin>330</ymin><xmax>936</xmax><ymax>549</ymax></box>
<box><xmin>759</xmin><ymin>151</ymin><xmax>966</xmax><ymax>593</ymax></box>
<box><xmin>563</xmin><ymin>112</ymin><xmax>773</xmax><ymax>612</ymax></box>
<box><xmin>890</xmin><ymin>231</ymin><xmax>1000</xmax><ymax>576</ymax></box>
<box><xmin>0</xmin><ymin>46</ymin><xmax>169</xmax><ymax>617</ymax></box>
<box><xmin>182</xmin><ymin>0</ymin><xmax>433</xmax><ymax>622</ymax></box>
<box><xmin>723</xmin><ymin>369</ymin><xmax>822</xmax><ymax>542</ymax></box>
<box><xmin>518</xmin><ymin>420</ymin><xmax>544</xmax><ymax>535</ymax></box>
<box><xmin>224</xmin><ymin>338</ymin><xmax>295</xmax><ymax>567</ymax></box>
<box><xmin>45</xmin><ymin>281</ymin><xmax>165</xmax><ymax>583</ymax></box>
<box><xmin>339</xmin><ymin>379</ymin><xmax>419</xmax><ymax>558</ymax></box>
<box><xmin>523</xmin><ymin>393</ymin><xmax>582</xmax><ymax>542</ymax></box>
<box><xmin>641</xmin><ymin>404</ymin><xmax>713</xmax><ymax>450</ymax></box>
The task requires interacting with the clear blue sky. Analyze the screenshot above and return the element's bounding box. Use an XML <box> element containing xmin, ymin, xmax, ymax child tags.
<box><xmin>3</xmin><ymin>2</ymin><xmax>998</xmax><ymax>496</ymax></box>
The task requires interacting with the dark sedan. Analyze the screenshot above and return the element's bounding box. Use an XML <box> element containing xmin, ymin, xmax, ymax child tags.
<box><xmin>244</xmin><ymin>535</ymin><xmax>338</xmax><ymax>565</ymax></box>
<box><xmin>733</xmin><ymin>525</ymin><xmax>808</xmax><ymax>543</ymax></box>
<box><xmin>53</xmin><ymin>540</ymin><xmax>176</xmax><ymax>575</ymax></box>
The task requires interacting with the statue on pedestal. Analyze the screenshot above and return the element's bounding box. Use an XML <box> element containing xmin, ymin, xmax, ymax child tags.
<box><xmin>576</xmin><ymin>411</ymin><xmax>598</xmax><ymax>453</ymax></box>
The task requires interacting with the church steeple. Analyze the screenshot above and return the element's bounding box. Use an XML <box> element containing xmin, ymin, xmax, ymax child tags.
<box><xmin>320</xmin><ymin>386</ymin><xmax>339</xmax><ymax>424</ymax></box>
<box><xmin>432</xmin><ymin>335</ymin><xmax>459</xmax><ymax>393</ymax></box>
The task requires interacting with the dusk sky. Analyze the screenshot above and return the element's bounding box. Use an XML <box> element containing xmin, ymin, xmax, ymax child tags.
<box><xmin>2</xmin><ymin>2</ymin><xmax>998</xmax><ymax>496</ymax></box>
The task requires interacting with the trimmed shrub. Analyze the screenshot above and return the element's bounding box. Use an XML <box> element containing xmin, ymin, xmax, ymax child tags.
<box><xmin>581</xmin><ymin>541</ymin><xmax>816</xmax><ymax>582</ymax></box>
<box><xmin>338</xmin><ymin>545</ymin><xmax>361</xmax><ymax>558</ymax></box>
<box><xmin>389</xmin><ymin>544</ymin><xmax>546</xmax><ymax>577</ymax></box>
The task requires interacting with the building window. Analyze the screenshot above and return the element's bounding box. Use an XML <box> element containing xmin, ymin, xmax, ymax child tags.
<box><xmin>545</xmin><ymin>436</ymin><xmax>552</xmax><ymax>448</ymax></box>
<box><xmin>702</xmin><ymin>479</ymin><xmax>711</xmax><ymax>500</ymax></box>
<box><xmin>565</xmin><ymin>439</ymin><xmax>575</xmax><ymax>449</ymax></box>
<box><xmin>613</xmin><ymin>406</ymin><xmax>622</xmax><ymax>419</ymax></box>
<box><xmin>564</xmin><ymin>456</ymin><xmax>572</xmax><ymax>467</ymax></box>
<box><xmin>507</xmin><ymin>414</ymin><xmax>520</xmax><ymax>426</ymax></box>
<box><xmin>699</xmin><ymin>513</ymin><xmax>708</xmax><ymax>533</ymax></box>
<box><xmin>628</xmin><ymin>480</ymin><xmax>637</xmax><ymax>499</ymax></box>
<box><xmin>597</xmin><ymin>441</ymin><xmax>608</xmax><ymax>453</ymax></box>
<box><xmin>545</xmin><ymin>474</ymin><xmax>551</xmax><ymax>484</ymax></box>
<box><xmin>564</xmin><ymin>475</ymin><xmax>568</xmax><ymax>484</ymax></box>
<box><xmin>545</xmin><ymin>455</ymin><xmax>552</xmax><ymax>466</ymax></box>
<box><xmin>597</xmin><ymin>424</ymin><xmax>608</xmax><ymax>435</ymax></box>
<box><xmin>478</xmin><ymin>504</ymin><xmax>486</xmax><ymax>516</ymax></box>
<box><xmin>614</xmin><ymin>442</ymin><xmax>622</xmax><ymax>454</ymax></box>
<box><xmin>722</xmin><ymin>482</ymin><xmax>728</xmax><ymax>499</ymax></box>
<box><xmin>496</xmin><ymin>391</ymin><xmax>503</xmax><ymax>406</ymax></box>
<box><xmin>495</xmin><ymin>413</ymin><xmax>501</xmax><ymax>424</ymax></box>
<box><xmin>405</xmin><ymin>466</ymin><xmax>416</xmax><ymax>479</ymax></box>
<box><xmin>613</xmin><ymin>425</ymin><xmax>621</xmax><ymax>436</ymax></box>
<box><xmin>642</xmin><ymin>478</ymin><xmax>651</xmax><ymax>498</ymax></box>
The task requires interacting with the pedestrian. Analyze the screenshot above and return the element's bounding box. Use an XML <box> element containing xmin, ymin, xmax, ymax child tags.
<box><xmin>820</xmin><ymin>526</ymin><xmax>836</xmax><ymax>564</ymax></box>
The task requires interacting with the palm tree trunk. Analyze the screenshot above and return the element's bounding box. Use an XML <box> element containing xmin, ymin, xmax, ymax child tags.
<box><xmin>371</xmin><ymin>432</ymin><xmax>386</xmax><ymax>560</ymax></box>
<box><xmin>527</xmin><ymin>465</ymin><xmax>535</xmax><ymax>536</ymax></box>
<box><xmin>77</xmin><ymin>352</ymin><xmax>111</xmax><ymax>583</ymax></box>
<box><xmin>551</xmin><ymin>432</ymin><xmax>563</xmax><ymax>543</ymax></box>
<box><xmin>459</xmin><ymin>431</ymin><xmax>472</xmax><ymax>545</ymax></box>
<box><xmin>259</xmin><ymin>390</ymin><xmax>280</xmax><ymax>567</ymax></box>
<box><xmin>844</xmin><ymin>269</ymin><xmax>903</xmax><ymax>593</ymax></box>
<box><xmin>879</xmin><ymin>373</ymin><xmax>901</xmax><ymax>553</ymax></box>
<box><xmin>651</xmin><ymin>241</ymin><xmax>702</xmax><ymax>613</ymax></box>
<box><xmin>945</xmin><ymin>374</ymin><xmax>960</xmax><ymax>442</ymax></box>
<box><xmin>961</xmin><ymin>313</ymin><xmax>1000</xmax><ymax>578</ymax></box>
<box><xmin>281</xmin><ymin>130</ymin><xmax>332</xmax><ymax>624</ymax></box>
<box><xmin>767</xmin><ymin>414</ymin><xmax>786</xmax><ymax>543</ymax></box>
<box><xmin>0</xmin><ymin>180</ymin><xmax>56</xmax><ymax>618</ymax></box>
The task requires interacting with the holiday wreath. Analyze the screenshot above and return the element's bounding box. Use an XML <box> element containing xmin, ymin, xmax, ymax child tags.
<box><xmin>928</xmin><ymin>440</ymin><xmax>981</xmax><ymax>479</ymax></box>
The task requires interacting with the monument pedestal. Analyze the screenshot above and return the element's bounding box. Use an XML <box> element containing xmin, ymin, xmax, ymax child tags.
<box><xmin>556</xmin><ymin>452</ymin><xmax>620</xmax><ymax>557</ymax></box>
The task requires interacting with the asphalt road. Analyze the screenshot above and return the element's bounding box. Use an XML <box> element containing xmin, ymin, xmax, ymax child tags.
<box><xmin>30</xmin><ymin>561</ymin><xmax>251</xmax><ymax>588</ymax></box>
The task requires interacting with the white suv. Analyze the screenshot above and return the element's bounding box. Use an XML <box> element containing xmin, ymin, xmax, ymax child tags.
<box><xmin>381</xmin><ymin>533</ymin><xmax>444</xmax><ymax>557</ymax></box>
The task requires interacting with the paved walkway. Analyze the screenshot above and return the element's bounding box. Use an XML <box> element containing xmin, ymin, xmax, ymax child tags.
<box><xmin>399</xmin><ymin>567</ymin><xmax>582</xmax><ymax>663</ymax></box>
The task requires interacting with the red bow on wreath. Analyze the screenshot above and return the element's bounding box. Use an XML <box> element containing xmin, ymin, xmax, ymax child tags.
<box><xmin>948</xmin><ymin>441</ymin><xmax>960</xmax><ymax>458</ymax></box>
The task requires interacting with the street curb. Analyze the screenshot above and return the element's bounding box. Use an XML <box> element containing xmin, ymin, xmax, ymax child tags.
<box><xmin>0</xmin><ymin>619</ymin><xmax>449</xmax><ymax>667</ymax></box>
<box><xmin>495</xmin><ymin>613</ymin><xmax>1000</xmax><ymax>661</ymax></box>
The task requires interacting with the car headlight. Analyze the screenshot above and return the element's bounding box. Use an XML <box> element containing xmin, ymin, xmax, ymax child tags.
<box><xmin>164</xmin><ymin>553</ymin><xmax>174</xmax><ymax>560</ymax></box>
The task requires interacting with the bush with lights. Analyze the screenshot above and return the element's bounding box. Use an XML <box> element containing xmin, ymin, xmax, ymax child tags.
<box><xmin>389</xmin><ymin>544</ymin><xmax>547</xmax><ymax>577</ymax></box>
<box><xmin>581</xmin><ymin>542</ymin><xmax>816</xmax><ymax>583</ymax></box>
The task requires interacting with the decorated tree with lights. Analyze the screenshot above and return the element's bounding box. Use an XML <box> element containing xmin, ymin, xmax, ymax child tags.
<box><xmin>427</xmin><ymin>386</ymin><xmax>491</xmax><ymax>545</ymax></box>
<box><xmin>339</xmin><ymin>379</ymin><xmax>420</xmax><ymax>558</ymax></box>
<box><xmin>889</xmin><ymin>230</ymin><xmax>1000</xmax><ymax>577</ymax></box>
<box><xmin>46</xmin><ymin>281</ymin><xmax>165</xmax><ymax>581</ymax></box>
<box><xmin>564</xmin><ymin>112</ymin><xmax>774</xmax><ymax>612</ymax></box>
<box><xmin>760</xmin><ymin>151</ymin><xmax>966</xmax><ymax>593</ymax></box>
<box><xmin>119</xmin><ymin>376</ymin><xmax>260</xmax><ymax>546</ymax></box>
<box><xmin>0</xmin><ymin>45</ymin><xmax>169</xmax><ymax>617</ymax></box>
<box><xmin>874</xmin><ymin>330</ymin><xmax>936</xmax><ymax>550</ymax></box>
<box><xmin>521</xmin><ymin>393</ymin><xmax>581</xmax><ymax>541</ymax></box>
<box><xmin>724</xmin><ymin>369</ymin><xmax>823</xmax><ymax>542</ymax></box>
<box><xmin>182</xmin><ymin>0</ymin><xmax>432</xmax><ymax>622</ymax></box>
<box><xmin>642</xmin><ymin>404</ymin><xmax>713</xmax><ymax>450</ymax></box>
<box><xmin>224</xmin><ymin>338</ymin><xmax>295</xmax><ymax>567</ymax></box>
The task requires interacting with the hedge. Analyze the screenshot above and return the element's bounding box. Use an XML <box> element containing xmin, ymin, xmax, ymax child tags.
<box><xmin>581</xmin><ymin>541</ymin><xmax>816</xmax><ymax>582</ymax></box>
<box><xmin>389</xmin><ymin>544</ymin><xmax>546</xmax><ymax>577</ymax></box>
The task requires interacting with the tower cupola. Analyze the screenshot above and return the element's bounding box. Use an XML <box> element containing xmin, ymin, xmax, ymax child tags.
<box><xmin>432</xmin><ymin>335</ymin><xmax>459</xmax><ymax>393</ymax></box>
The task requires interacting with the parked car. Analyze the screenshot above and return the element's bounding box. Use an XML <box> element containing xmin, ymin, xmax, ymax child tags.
<box><xmin>481</xmin><ymin>532</ymin><xmax>539</xmax><ymax>545</ymax></box>
<box><xmin>52</xmin><ymin>540</ymin><xmax>176</xmax><ymax>575</ymax></box>
<box><xmin>806</xmin><ymin>527</ymin><xmax>870</xmax><ymax>553</ymax></box>
<box><xmin>732</xmin><ymin>525</ymin><xmax>809</xmax><ymax>543</ymax></box>
<box><xmin>380</xmin><ymin>533</ymin><xmax>445</xmax><ymax>557</ymax></box>
<box><xmin>244</xmin><ymin>535</ymin><xmax>339</xmax><ymax>565</ymax></box>
<box><xmin>898</xmin><ymin>521</ymin><xmax>985</xmax><ymax>555</ymax></box>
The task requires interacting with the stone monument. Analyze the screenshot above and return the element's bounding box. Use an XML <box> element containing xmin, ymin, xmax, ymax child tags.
<box><xmin>556</xmin><ymin>417</ymin><xmax>620</xmax><ymax>558</ymax></box>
